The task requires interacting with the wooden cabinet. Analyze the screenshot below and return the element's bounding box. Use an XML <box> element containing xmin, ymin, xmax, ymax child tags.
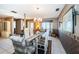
<box><xmin>0</xmin><ymin>22</ymin><xmax>3</xmax><ymax>31</ymax></box>
<box><xmin>0</xmin><ymin>22</ymin><xmax>2</xmax><ymax>37</ymax></box>
<box><xmin>1</xmin><ymin>21</ymin><xmax>11</xmax><ymax>38</ymax></box>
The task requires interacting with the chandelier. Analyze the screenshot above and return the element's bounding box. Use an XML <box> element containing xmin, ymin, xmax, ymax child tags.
<box><xmin>34</xmin><ymin>18</ymin><xmax>42</xmax><ymax>22</ymax></box>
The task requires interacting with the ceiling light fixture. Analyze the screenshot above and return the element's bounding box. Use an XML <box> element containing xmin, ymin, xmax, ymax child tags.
<box><xmin>11</xmin><ymin>11</ymin><xmax>17</xmax><ymax>13</ymax></box>
<box><xmin>56</xmin><ymin>8</ymin><xmax>59</xmax><ymax>11</ymax></box>
<box><xmin>34</xmin><ymin>18</ymin><xmax>42</xmax><ymax>22</ymax></box>
<box><xmin>36</xmin><ymin>7</ymin><xmax>39</xmax><ymax>10</ymax></box>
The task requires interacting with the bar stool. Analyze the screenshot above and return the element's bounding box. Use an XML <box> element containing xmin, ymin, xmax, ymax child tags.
<box><xmin>37</xmin><ymin>35</ymin><xmax>48</xmax><ymax>54</ymax></box>
<box><xmin>25</xmin><ymin>39</ymin><xmax>36</xmax><ymax>54</ymax></box>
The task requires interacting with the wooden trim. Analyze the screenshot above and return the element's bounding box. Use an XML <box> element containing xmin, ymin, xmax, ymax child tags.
<box><xmin>58</xmin><ymin>4</ymin><xmax>66</xmax><ymax>18</ymax></box>
<box><xmin>58</xmin><ymin>4</ymin><xmax>74</xmax><ymax>18</ymax></box>
<box><xmin>63</xmin><ymin>5</ymin><xmax>74</xmax><ymax>18</ymax></box>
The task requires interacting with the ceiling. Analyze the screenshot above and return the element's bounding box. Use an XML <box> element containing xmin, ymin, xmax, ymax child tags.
<box><xmin>0</xmin><ymin>4</ymin><xmax>65</xmax><ymax>19</ymax></box>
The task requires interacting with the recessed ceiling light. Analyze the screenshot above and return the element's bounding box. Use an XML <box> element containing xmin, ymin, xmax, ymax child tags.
<box><xmin>36</xmin><ymin>7</ymin><xmax>39</xmax><ymax>10</ymax></box>
<box><xmin>56</xmin><ymin>8</ymin><xmax>59</xmax><ymax>11</ymax></box>
<box><xmin>11</xmin><ymin>11</ymin><xmax>17</xmax><ymax>13</ymax></box>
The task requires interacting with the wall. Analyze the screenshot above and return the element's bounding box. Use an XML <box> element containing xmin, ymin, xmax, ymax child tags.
<box><xmin>58</xmin><ymin>4</ymin><xmax>74</xmax><ymax>19</ymax></box>
<box><xmin>0</xmin><ymin>17</ymin><xmax>13</xmax><ymax>38</ymax></box>
<box><xmin>52</xmin><ymin>18</ymin><xmax>59</xmax><ymax>36</ymax></box>
<box><xmin>5</xmin><ymin>17</ymin><xmax>14</xmax><ymax>35</ymax></box>
<box><xmin>58</xmin><ymin>4</ymin><xmax>79</xmax><ymax>53</ymax></box>
<box><xmin>0</xmin><ymin>18</ymin><xmax>4</xmax><ymax>37</ymax></box>
<box><xmin>14</xmin><ymin>19</ymin><xmax>24</xmax><ymax>34</ymax></box>
<box><xmin>24</xmin><ymin>19</ymin><xmax>34</xmax><ymax>37</ymax></box>
<box><xmin>74</xmin><ymin>5</ymin><xmax>79</xmax><ymax>36</ymax></box>
<box><xmin>53</xmin><ymin>18</ymin><xmax>58</xmax><ymax>30</ymax></box>
<box><xmin>75</xmin><ymin>15</ymin><xmax>79</xmax><ymax>36</ymax></box>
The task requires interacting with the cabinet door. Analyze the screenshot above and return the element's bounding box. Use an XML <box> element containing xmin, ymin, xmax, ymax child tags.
<box><xmin>0</xmin><ymin>22</ymin><xmax>3</xmax><ymax>31</ymax></box>
<box><xmin>4</xmin><ymin>22</ymin><xmax>7</xmax><ymax>31</ymax></box>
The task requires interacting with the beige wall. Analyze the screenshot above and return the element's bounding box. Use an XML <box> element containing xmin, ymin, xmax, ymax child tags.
<box><xmin>16</xmin><ymin>20</ymin><xmax>21</xmax><ymax>34</ymax></box>
<box><xmin>5</xmin><ymin>17</ymin><xmax>14</xmax><ymax>35</ymax></box>
<box><xmin>53</xmin><ymin>18</ymin><xmax>58</xmax><ymax>30</ymax></box>
<box><xmin>58</xmin><ymin>4</ymin><xmax>74</xmax><ymax>19</ymax></box>
<box><xmin>57</xmin><ymin>4</ymin><xmax>74</xmax><ymax>37</ymax></box>
<box><xmin>0</xmin><ymin>17</ymin><xmax>13</xmax><ymax>38</ymax></box>
<box><xmin>58</xmin><ymin>4</ymin><xmax>74</xmax><ymax>27</ymax></box>
<box><xmin>15</xmin><ymin>19</ymin><xmax>24</xmax><ymax>34</ymax></box>
<box><xmin>58</xmin><ymin>4</ymin><xmax>79</xmax><ymax>37</ymax></box>
<box><xmin>58</xmin><ymin>4</ymin><xmax>74</xmax><ymax>29</ymax></box>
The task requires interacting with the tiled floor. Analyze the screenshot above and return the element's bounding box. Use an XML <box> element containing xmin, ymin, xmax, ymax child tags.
<box><xmin>0</xmin><ymin>36</ymin><xmax>66</xmax><ymax>54</ymax></box>
<box><xmin>49</xmin><ymin>37</ymin><xmax>66</xmax><ymax>54</ymax></box>
<box><xmin>0</xmin><ymin>38</ymin><xmax>15</xmax><ymax>54</ymax></box>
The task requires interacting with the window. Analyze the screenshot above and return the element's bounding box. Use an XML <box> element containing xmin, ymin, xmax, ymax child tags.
<box><xmin>63</xmin><ymin>8</ymin><xmax>73</xmax><ymax>33</ymax></box>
